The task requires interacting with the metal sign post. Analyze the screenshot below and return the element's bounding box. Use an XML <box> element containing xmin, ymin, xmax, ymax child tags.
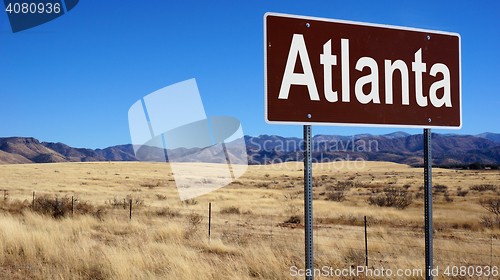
<box><xmin>424</xmin><ymin>128</ymin><xmax>433</xmax><ymax>279</ymax></box>
<box><xmin>303</xmin><ymin>125</ymin><xmax>314</xmax><ymax>280</ymax></box>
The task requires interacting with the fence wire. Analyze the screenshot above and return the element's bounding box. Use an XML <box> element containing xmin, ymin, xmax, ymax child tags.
<box><xmin>1</xmin><ymin>189</ymin><xmax>499</xmax><ymax>270</ymax></box>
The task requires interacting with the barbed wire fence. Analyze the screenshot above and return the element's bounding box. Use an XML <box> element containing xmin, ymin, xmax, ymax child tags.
<box><xmin>1</xmin><ymin>188</ymin><xmax>499</xmax><ymax>274</ymax></box>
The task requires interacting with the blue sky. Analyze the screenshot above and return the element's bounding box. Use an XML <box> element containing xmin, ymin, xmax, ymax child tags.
<box><xmin>1</xmin><ymin>1</ymin><xmax>499</xmax><ymax>149</ymax></box>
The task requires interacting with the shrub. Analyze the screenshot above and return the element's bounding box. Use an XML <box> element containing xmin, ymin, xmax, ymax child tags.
<box><xmin>480</xmin><ymin>215</ymin><xmax>500</xmax><ymax>228</ymax></box>
<box><xmin>337</xmin><ymin>180</ymin><xmax>354</xmax><ymax>190</ymax></box>
<box><xmin>470</xmin><ymin>184</ymin><xmax>497</xmax><ymax>192</ymax></box>
<box><xmin>457</xmin><ymin>190</ymin><xmax>469</xmax><ymax>197</ymax></box>
<box><xmin>325</xmin><ymin>191</ymin><xmax>346</xmax><ymax>202</ymax></box>
<box><xmin>469</xmin><ymin>162</ymin><xmax>482</xmax><ymax>170</ymax></box>
<box><xmin>156</xmin><ymin>194</ymin><xmax>167</xmax><ymax>200</ymax></box>
<box><xmin>367</xmin><ymin>187</ymin><xmax>413</xmax><ymax>209</ymax></box>
<box><xmin>0</xmin><ymin>199</ymin><xmax>29</xmax><ymax>215</ymax></box>
<box><xmin>184</xmin><ymin>212</ymin><xmax>203</xmax><ymax>239</ymax></box>
<box><xmin>479</xmin><ymin>198</ymin><xmax>500</xmax><ymax>216</ymax></box>
<box><xmin>338</xmin><ymin>214</ymin><xmax>360</xmax><ymax>226</ymax></box>
<box><xmin>220</xmin><ymin>206</ymin><xmax>240</xmax><ymax>214</ymax></box>
<box><xmin>107</xmin><ymin>196</ymin><xmax>144</xmax><ymax>209</ymax></box>
<box><xmin>188</xmin><ymin>212</ymin><xmax>203</xmax><ymax>226</ymax></box>
<box><xmin>259</xmin><ymin>182</ymin><xmax>270</xmax><ymax>188</ymax></box>
<box><xmin>32</xmin><ymin>195</ymin><xmax>93</xmax><ymax>218</ymax></box>
<box><xmin>182</xmin><ymin>198</ymin><xmax>198</xmax><ymax>206</ymax></box>
<box><xmin>284</xmin><ymin>215</ymin><xmax>301</xmax><ymax>224</ymax></box>
<box><xmin>156</xmin><ymin>207</ymin><xmax>180</xmax><ymax>217</ymax></box>
<box><xmin>72</xmin><ymin>198</ymin><xmax>94</xmax><ymax>214</ymax></box>
<box><xmin>434</xmin><ymin>184</ymin><xmax>448</xmax><ymax>193</ymax></box>
<box><xmin>444</xmin><ymin>192</ymin><xmax>453</xmax><ymax>203</ymax></box>
<box><xmin>326</xmin><ymin>181</ymin><xmax>354</xmax><ymax>193</ymax></box>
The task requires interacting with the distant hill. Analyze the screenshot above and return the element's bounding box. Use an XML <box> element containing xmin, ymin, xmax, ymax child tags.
<box><xmin>243</xmin><ymin>133</ymin><xmax>499</xmax><ymax>166</ymax></box>
<box><xmin>381</xmin><ymin>131</ymin><xmax>411</xmax><ymax>139</ymax></box>
<box><xmin>94</xmin><ymin>145</ymin><xmax>138</xmax><ymax>161</ymax></box>
<box><xmin>463</xmin><ymin>145</ymin><xmax>500</xmax><ymax>163</ymax></box>
<box><xmin>0</xmin><ymin>132</ymin><xmax>498</xmax><ymax>166</ymax></box>
<box><xmin>476</xmin><ymin>132</ymin><xmax>500</xmax><ymax>143</ymax></box>
<box><xmin>0</xmin><ymin>149</ymin><xmax>32</xmax><ymax>164</ymax></box>
<box><xmin>41</xmin><ymin>142</ymin><xmax>105</xmax><ymax>162</ymax></box>
<box><xmin>357</xmin><ymin>134</ymin><xmax>498</xmax><ymax>154</ymax></box>
<box><xmin>0</xmin><ymin>137</ymin><xmax>66</xmax><ymax>163</ymax></box>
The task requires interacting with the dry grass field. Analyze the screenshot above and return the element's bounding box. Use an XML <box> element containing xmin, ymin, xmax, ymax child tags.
<box><xmin>0</xmin><ymin>161</ymin><xmax>499</xmax><ymax>279</ymax></box>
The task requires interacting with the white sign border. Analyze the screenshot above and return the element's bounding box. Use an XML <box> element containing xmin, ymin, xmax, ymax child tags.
<box><xmin>264</xmin><ymin>12</ymin><xmax>462</xmax><ymax>130</ymax></box>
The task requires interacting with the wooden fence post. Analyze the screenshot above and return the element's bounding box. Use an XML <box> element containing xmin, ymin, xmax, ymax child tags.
<box><xmin>129</xmin><ymin>199</ymin><xmax>132</xmax><ymax>220</ymax></box>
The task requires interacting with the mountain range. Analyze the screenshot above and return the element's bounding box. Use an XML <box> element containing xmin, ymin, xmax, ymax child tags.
<box><xmin>0</xmin><ymin>132</ymin><xmax>499</xmax><ymax>166</ymax></box>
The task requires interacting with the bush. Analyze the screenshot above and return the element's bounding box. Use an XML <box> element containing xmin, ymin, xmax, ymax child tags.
<box><xmin>107</xmin><ymin>196</ymin><xmax>144</xmax><ymax>209</ymax></box>
<box><xmin>471</xmin><ymin>184</ymin><xmax>497</xmax><ymax>192</ymax></box>
<box><xmin>434</xmin><ymin>184</ymin><xmax>448</xmax><ymax>193</ymax></box>
<box><xmin>469</xmin><ymin>162</ymin><xmax>482</xmax><ymax>170</ymax></box>
<box><xmin>284</xmin><ymin>215</ymin><xmax>301</xmax><ymax>224</ymax></box>
<box><xmin>367</xmin><ymin>187</ymin><xmax>413</xmax><ymax>209</ymax></box>
<box><xmin>33</xmin><ymin>195</ymin><xmax>93</xmax><ymax>218</ymax></box>
<box><xmin>220</xmin><ymin>206</ymin><xmax>240</xmax><ymax>214</ymax></box>
<box><xmin>457</xmin><ymin>190</ymin><xmax>469</xmax><ymax>197</ymax></box>
<box><xmin>184</xmin><ymin>212</ymin><xmax>203</xmax><ymax>239</ymax></box>
<box><xmin>155</xmin><ymin>194</ymin><xmax>167</xmax><ymax>200</ymax></box>
<box><xmin>480</xmin><ymin>198</ymin><xmax>500</xmax><ymax>216</ymax></box>
<box><xmin>188</xmin><ymin>212</ymin><xmax>203</xmax><ymax>226</ymax></box>
<box><xmin>0</xmin><ymin>199</ymin><xmax>30</xmax><ymax>215</ymax></box>
<box><xmin>181</xmin><ymin>198</ymin><xmax>198</xmax><ymax>206</ymax></box>
<box><xmin>325</xmin><ymin>191</ymin><xmax>346</xmax><ymax>202</ymax></box>
<box><xmin>444</xmin><ymin>192</ymin><xmax>453</xmax><ymax>203</ymax></box>
<box><xmin>334</xmin><ymin>180</ymin><xmax>354</xmax><ymax>191</ymax></box>
<box><xmin>480</xmin><ymin>215</ymin><xmax>500</xmax><ymax>228</ymax></box>
<box><xmin>156</xmin><ymin>207</ymin><xmax>180</xmax><ymax>217</ymax></box>
<box><xmin>338</xmin><ymin>214</ymin><xmax>360</xmax><ymax>226</ymax></box>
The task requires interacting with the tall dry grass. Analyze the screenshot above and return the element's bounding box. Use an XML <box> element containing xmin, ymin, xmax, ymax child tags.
<box><xmin>0</xmin><ymin>210</ymin><xmax>295</xmax><ymax>279</ymax></box>
<box><xmin>0</xmin><ymin>161</ymin><xmax>499</xmax><ymax>279</ymax></box>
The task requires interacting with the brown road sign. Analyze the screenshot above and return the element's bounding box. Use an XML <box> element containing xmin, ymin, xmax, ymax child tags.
<box><xmin>264</xmin><ymin>13</ymin><xmax>461</xmax><ymax>129</ymax></box>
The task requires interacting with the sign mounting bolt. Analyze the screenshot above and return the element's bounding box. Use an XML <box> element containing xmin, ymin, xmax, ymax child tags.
<box><xmin>428</xmin><ymin>118</ymin><xmax>432</xmax><ymax>122</ymax></box>
<box><xmin>427</xmin><ymin>35</ymin><xmax>430</xmax><ymax>40</ymax></box>
<box><xmin>307</xmin><ymin>114</ymin><xmax>311</xmax><ymax>118</ymax></box>
<box><xmin>306</xmin><ymin>23</ymin><xmax>310</xmax><ymax>27</ymax></box>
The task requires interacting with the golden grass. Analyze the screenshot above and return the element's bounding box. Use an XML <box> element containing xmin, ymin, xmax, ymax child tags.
<box><xmin>0</xmin><ymin>161</ymin><xmax>499</xmax><ymax>279</ymax></box>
